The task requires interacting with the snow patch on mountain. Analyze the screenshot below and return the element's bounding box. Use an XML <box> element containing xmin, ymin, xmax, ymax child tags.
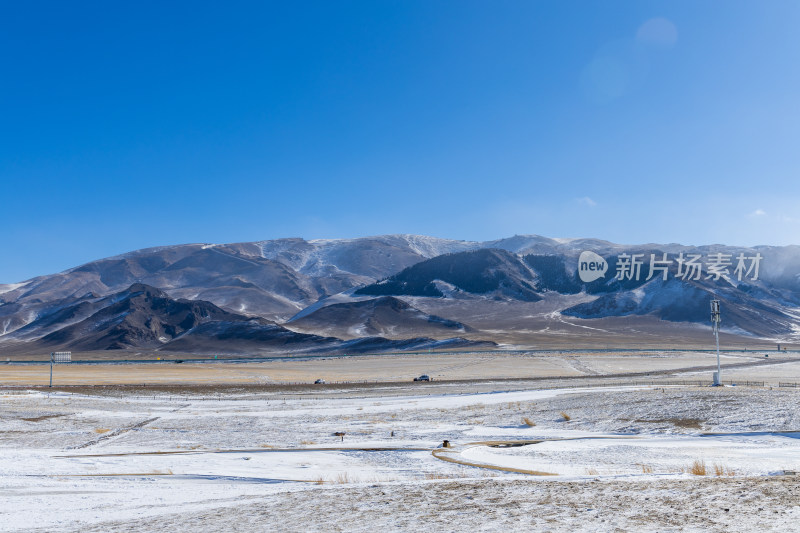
<box><xmin>0</xmin><ymin>282</ymin><xmax>28</xmax><ymax>296</ymax></box>
<box><xmin>286</xmin><ymin>291</ymin><xmax>372</xmax><ymax>322</ymax></box>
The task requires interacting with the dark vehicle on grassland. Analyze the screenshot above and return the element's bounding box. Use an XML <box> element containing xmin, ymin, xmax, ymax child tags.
<box><xmin>413</xmin><ymin>374</ymin><xmax>431</xmax><ymax>382</ymax></box>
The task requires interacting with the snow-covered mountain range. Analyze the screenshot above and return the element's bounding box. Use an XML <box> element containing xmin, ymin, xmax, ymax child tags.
<box><xmin>1</xmin><ymin>234</ymin><xmax>799</xmax><ymax>354</ymax></box>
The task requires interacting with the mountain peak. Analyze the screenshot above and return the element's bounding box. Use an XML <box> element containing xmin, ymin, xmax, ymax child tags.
<box><xmin>125</xmin><ymin>283</ymin><xmax>168</xmax><ymax>299</ymax></box>
<box><xmin>356</xmin><ymin>248</ymin><xmax>542</xmax><ymax>301</ymax></box>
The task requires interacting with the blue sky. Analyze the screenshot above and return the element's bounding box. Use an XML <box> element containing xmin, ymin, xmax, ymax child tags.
<box><xmin>2</xmin><ymin>1</ymin><xmax>800</xmax><ymax>283</ymax></box>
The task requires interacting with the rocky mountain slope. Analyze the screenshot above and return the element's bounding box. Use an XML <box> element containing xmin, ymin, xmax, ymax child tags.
<box><xmin>356</xmin><ymin>249</ymin><xmax>542</xmax><ymax>301</ymax></box>
<box><xmin>1</xmin><ymin>283</ymin><xmax>489</xmax><ymax>355</ymax></box>
<box><xmin>288</xmin><ymin>295</ymin><xmax>470</xmax><ymax>339</ymax></box>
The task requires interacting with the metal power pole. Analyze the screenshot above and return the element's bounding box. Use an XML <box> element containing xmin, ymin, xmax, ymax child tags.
<box><xmin>48</xmin><ymin>352</ymin><xmax>71</xmax><ymax>388</ymax></box>
<box><xmin>711</xmin><ymin>299</ymin><xmax>721</xmax><ymax>386</ymax></box>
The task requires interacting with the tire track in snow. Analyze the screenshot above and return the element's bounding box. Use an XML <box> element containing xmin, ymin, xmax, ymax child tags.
<box><xmin>69</xmin><ymin>404</ymin><xmax>189</xmax><ymax>450</ymax></box>
<box><xmin>69</xmin><ymin>417</ymin><xmax>161</xmax><ymax>450</ymax></box>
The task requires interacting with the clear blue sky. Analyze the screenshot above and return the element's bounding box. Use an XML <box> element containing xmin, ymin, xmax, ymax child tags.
<box><xmin>3</xmin><ymin>1</ymin><xmax>800</xmax><ymax>283</ymax></box>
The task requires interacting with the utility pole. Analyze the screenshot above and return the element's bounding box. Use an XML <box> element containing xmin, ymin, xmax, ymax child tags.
<box><xmin>711</xmin><ymin>299</ymin><xmax>721</xmax><ymax>386</ymax></box>
<box><xmin>49</xmin><ymin>352</ymin><xmax>71</xmax><ymax>388</ymax></box>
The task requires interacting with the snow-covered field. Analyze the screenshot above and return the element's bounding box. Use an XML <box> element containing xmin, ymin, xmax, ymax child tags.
<box><xmin>3</xmin><ymin>383</ymin><xmax>800</xmax><ymax>532</ymax></box>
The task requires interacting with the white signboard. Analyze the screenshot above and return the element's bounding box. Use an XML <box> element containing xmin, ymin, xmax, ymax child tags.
<box><xmin>51</xmin><ymin>352</ymin><xmax>72</xmax><ymax>363</ymax></box>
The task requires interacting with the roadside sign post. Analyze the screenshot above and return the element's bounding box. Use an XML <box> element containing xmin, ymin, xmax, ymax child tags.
<box><xmin>49</xmin><ymin>351</ymin><xmax>72</xmax><ymax>387</ymax></box>
<box><xmin>711</xmin><ymin>300</ymin><xmax>721</xmax><ymax>386</ymax></box>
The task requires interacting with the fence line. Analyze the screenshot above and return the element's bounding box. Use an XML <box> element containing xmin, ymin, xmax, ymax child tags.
<box><xmin>46</xmin><ymin>379</ymin><xmax>800</xmax><ymax>402</ymax></box>
<box><xmin>15</xmin><ymin>377</ymin><xmax>800</xmax><ymax>402</ymax></box>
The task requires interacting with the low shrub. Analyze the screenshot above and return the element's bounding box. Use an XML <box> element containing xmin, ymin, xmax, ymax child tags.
<box><xmin>690</xmin><ymin>460</ymin><xmax>707</xmax><ymax>476</ymax></box>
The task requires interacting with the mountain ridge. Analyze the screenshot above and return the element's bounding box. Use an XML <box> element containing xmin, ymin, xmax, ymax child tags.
<box><xmin>1</xmin><ymin>234</ymin><xmax>799</xmax><ymax>352</ymax></box>
<box><xmin>9</xmin><ymin>282</ymin><xmax>493</xmax><ymax>355</ymax></box>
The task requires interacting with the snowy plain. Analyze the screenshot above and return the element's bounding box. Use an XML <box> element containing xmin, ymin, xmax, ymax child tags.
<box><xmin>3</xmin><ymin>383</ymin><xmax>800</xmax><ymax>532</ymax></box>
